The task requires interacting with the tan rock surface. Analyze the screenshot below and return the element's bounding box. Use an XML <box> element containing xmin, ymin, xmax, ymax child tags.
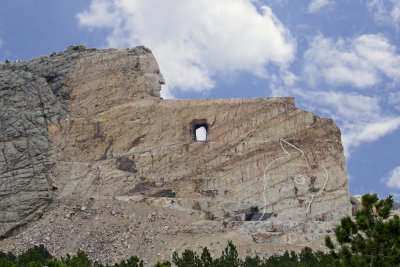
<box><xmin>0</xmin><ymin>46</ymin><xmax>351</xmax><ymax>265</ymax></box>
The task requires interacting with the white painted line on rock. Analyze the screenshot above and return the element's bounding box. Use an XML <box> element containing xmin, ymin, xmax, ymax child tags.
<box><xmin>259</xmin><ymin>139</ymin><xmax>304</xmax><ymax>221</ymax></box>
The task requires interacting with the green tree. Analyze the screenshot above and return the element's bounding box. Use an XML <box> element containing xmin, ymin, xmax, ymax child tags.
<box><xmin>46</xmin><ymin>258</ymin><xmax>70</xmax><ymax>267</ymax></box>
<box><xmin>113</xmin><ymin>255</ymin><xmax>143</xmax><ymax>267</ymax></box>
<box><xmin>0</xmin><ymin>251</ymin><xmax>17</xmax><ymax>262</ymax></box>
<box><xmin>298</xmin><ymin>247</ymin><xmax>318</xmax><ymax>266</ymax></box>
<box><xmin>172</xmin><ymin>242</ymin><xmax>243</xmax><ymax>267</ymax></box>
<box><xmin>61</xmin><ymin>251</ymin><xmax>92</xmax><ymax>267</ymax></box>
<box><xmin>153</xmin><ymin>261</ymin><xmax>171</xmax><ymax>267</ymax></box>
<box><xmin>325</xmin><ymin>193</ymin><xmax>400</xmax><ymax>266</ymax></box>
<box><xmin>214</xmin><ymin>241</ymin><xmax>242</xmax><ymax>267</ymax></box>
<box><xmin>264</xmin><ymin>250</ymin><xmax>300</xmax><ymax>267</ymax></box>
<box><xmin>313</xmin><ymin>250</ymin><xmax>334</xmax><ymax>266</ymax></box>
<box><xmin>172</xmin><ymin>249</ymin><xmax>202</xmax><ymax>267</ymax></box>
<box><xmin>18</xmin><ymin>244</ymin><xmax>52</xmax><ymax>266</ymax></box>
<box><xmin>242</xmin><ymin>255</ymin><xmax>261</xmax><ymax>267</ymax></box>
<box><xmin>200</xmin><ymin>247</ymin><xmax>213</xmax><ymax>266</ymax></box>
<box><xmin>26</xmin><ymin>262</ymin><xmax>42</xmax><ymax>267</ymax></box>
<box><xmin>0</xmin><ymin>258</ymin><xmax>16</xmax><ymax>267</ymax></box>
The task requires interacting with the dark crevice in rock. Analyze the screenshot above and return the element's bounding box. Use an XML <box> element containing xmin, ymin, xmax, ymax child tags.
<box><xmin>129</xmin><ymin>182</ymin><xmax>155</xmax><ymax>193</ymax></box>
<box><xmin>116</xmin><ymin>156</ymin><xmax>137</xmax><ymax>173</ymax></box>
<box><xmin>195</xmin><ymin>189</ymin><xmax>218</xmax><ymax>198</ymax></box>
<box><xmin>99</xmin><ymin>139</ymin><xmax>113</xmax><ymax>160</ymax></box>
<box><xmin>93</xmin><ymin>123</ymin><xmax>106</xmax><ymax>142</ymax></box>
<box><xmin>309</xmin><ymin>176</ymin><xmax>319</xmax><ymax>193</ymax></box>
<box><xmin>244</xmin><ymin>206</ymin><xmax>271</xmax><ymax>221</ymax></box>
<box><xmin>127</xmin><ymin>135</ymin><xmax>146</xmax><ymax>151</ymax></box>
<box><xmin>150</xmin><ymin>189</ymin><xmax>176</xmax><ymax>198</ymax></box>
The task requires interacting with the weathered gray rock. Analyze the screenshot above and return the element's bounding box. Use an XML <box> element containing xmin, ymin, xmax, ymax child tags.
<box><xmin>0</xmin><ymin>69</ymin><xmax>65</xmax><ymax>237</ymax></box>
<box><xmin>350</xmin><ymin>195</ymin><xmax>362</xmax><ymax>216</ymax></box>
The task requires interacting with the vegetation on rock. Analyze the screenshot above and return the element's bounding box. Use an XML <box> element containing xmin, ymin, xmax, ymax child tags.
<box><xmin>0</xmin><ymin>242</ymin><xmax>333</xmax><ymax>267</ymax></box>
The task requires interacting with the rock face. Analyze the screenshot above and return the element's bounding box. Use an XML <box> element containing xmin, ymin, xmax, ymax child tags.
<box><xmin>0</xmin><ymin>61</ymin><xmax>67</xmax><ymax>237</ymax></box>
<box><xmin>0</xmin><ymin>46</ymin><xmax>351</xmax><ymax>264</ymax></box>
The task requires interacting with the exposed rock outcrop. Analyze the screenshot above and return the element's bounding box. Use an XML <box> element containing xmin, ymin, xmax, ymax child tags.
<box><xmin>0</xmin><ymin>45</ymin><xmax>162</xmax><ymax>238</ymax></box>
<box><xmin>0</xmin><ymin>45</ymin><xmax>351</xmax><ymax>265</ymax></box>
<box><xmin>0</xmin><ymin>66</ymin><xmax>66</xmax><ymax>237</ymax></box>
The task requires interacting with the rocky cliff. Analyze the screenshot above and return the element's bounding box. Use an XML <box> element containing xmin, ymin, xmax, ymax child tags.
<box><xmin>0</xmin><ymin>45</ymin><xmax>351</xmax><ymax>265</ymax></box>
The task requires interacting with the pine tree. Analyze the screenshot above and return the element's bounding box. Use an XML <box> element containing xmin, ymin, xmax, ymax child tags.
<box><xmin>18</xmin><ymin>244</ymin><xmax>52</xmax><ymax>266</ymax></box>
<box><xmin>214</xmin><ymin>241</ymin><xmax>242</xmax><ymax>266</ymax></box>
<box><xmin>325</xmin><ymin>193</ymin><xmax>400</xmax><ymax>266</ymax></box>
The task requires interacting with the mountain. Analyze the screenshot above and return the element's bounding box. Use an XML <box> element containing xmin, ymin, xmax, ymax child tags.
<box><xmin>0</xmin><ymin>45</ymin><xmax>351</xmax><ymax>265</ymax></box>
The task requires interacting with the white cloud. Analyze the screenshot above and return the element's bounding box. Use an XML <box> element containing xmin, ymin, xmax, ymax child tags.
<box><xmin>304</xmin><ymin>34</ymin><xmax>400</xmax><ymax>88</ymax></box>
<box><xmin>255</xmin><ymin>0</ymin><xmax>288</xmax><ymax>7</ymax></box>
<box><xmin>270</xmin><ymin>32</ymin><xmax>400</xmax><ymax>157</ymax></box>
<box><xmin>367</xmin><ymin>0</ymin><xmax>400</xmax><ymax>29</ymax></box>
<box><xmin>77</xmin><ymin>1</ymin><xmax>118</xmax><ymax>28</ymax></box>
<box><xmin>77</xmin><ymin>0</ymin><xmax>295</xmax><ymax>98</ymax></box>
<box><xmin>308</xmin><ymin>0</ymin><xmax>335</xmax><ymax>13</ymax></box>
<box><xmin>282</xmin><ymin>71</ymin><xmax>299</xmax><ymax>86</ymax></box>
<box><xmin>294</xmin><ymin>91</ymin><xmax>380</xmax><ymax>122</ymax></box>
<box><xmin>286</xmin><ymin>89</ymin><xmax>400</xmax><ymax>157</ymax></box>
<box><xmin>342</xmin><ymin>117</ymin><xmax>400</xmax><ymax>155</ymax></box>
<box><xmin>384</xmin><ymin>166</ymin><xmax>400</xmax><ymax>189</ymax></box>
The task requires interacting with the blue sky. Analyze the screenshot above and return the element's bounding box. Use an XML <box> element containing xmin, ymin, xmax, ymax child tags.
<box><xmin>1</xmin><ymin>0</ymin><xmax>399</xmax><ymax>199</ymax></box>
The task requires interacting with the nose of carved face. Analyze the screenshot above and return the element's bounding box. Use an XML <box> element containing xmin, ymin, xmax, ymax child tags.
<box><xmin>139</xmin><ymin>53</ymin><xmax>165</xmax><ymax>97</ymax></box>
<box><xmin>159</xmin><ymin>72</ymin><xmax>165</xmax><ymax>86</ymax></box>
<box><xmin>144</xmin><ymin>71</ymin><xmax>165</xmax><ymax>97</ymax></box>
<box><xmin>155</xmin><ymin>71</ymin><xmax>165</xmax><ymax>97</ymax></box>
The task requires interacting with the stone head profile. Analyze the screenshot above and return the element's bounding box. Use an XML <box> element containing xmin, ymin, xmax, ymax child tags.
<box><xmin>140</xmin><ymin>52</ymin><xmax>165</xmax><ymax>98</ymax></box>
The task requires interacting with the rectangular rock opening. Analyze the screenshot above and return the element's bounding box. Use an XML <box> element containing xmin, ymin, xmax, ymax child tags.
<box><xmin>191</xmin><ymin>119</ymin><xmax>209</xmax><ymax>142</ymax></box>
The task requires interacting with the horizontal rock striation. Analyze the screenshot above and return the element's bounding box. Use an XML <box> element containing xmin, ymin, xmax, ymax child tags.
<box><xmin>0</xmin><ymin>45</ymin><xmax>351</xmax><ymax>264</ymax></box>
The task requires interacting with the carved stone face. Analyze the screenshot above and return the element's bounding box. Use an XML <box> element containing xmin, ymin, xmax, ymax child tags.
<box><xmin>140</xmin><ymin>54</ymin><xmax>165</xmax><ymax>98</ymax></box>
<box><xmin>144</xmin><ymin>72</ymin><xmax>165</xmax><ymax>97</ymax></box>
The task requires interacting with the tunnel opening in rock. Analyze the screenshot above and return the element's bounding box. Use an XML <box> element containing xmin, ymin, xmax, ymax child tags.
<box><xmin>195</xmin><ymin>125</ymin><xmax>207</xmax><ymax>142</ymax></box>
<box><xmin>191</xmin><ymin>119</ymin><xmax>208</xmax><ymax>142</ymax></box>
